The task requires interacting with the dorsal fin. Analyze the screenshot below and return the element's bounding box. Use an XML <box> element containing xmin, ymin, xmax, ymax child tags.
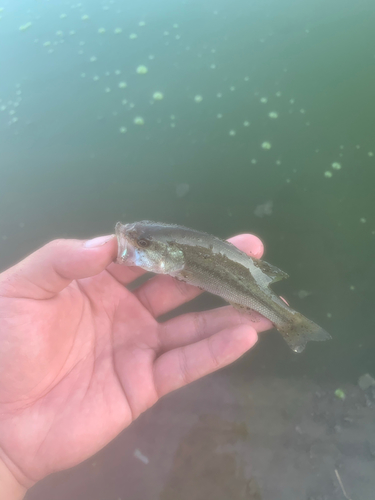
<box><xmin>252</xmin><ymin>257</ymin><xmax>289</xmax><ymax>284</ymax></box>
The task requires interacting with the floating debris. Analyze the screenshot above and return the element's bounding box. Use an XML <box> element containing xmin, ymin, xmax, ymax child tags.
<box><xmin>136</xmin><ymin>65</ymin><xmax>148</xmax><ymax>74</ymax></box>
<box><xmin>296</xmin><ymin>290</ymin><xmax>312</xmax><ymax>299</ymax></box>
<box><xmin>332</xmin><ymin>162</ymin><xmax>341</xmax><ymax>170</ymax></box>
<box><xmin>19</xmin><ymin>22</ymin><xmax>32</xmax><ymax>31</ymax></box>
<box><xmin>334</xmin><ymin>388</ymin><xmax>346</xmax><ymax>400</ymax></box>
<box><xmin>176</xmin><ymin>183</ymin><xmax>190</xmax><ymax>198</ymax></box>
<box><xmin>261</xmin><ymin>141</ymin><xmax>271</xmax><ymax>150</ymax></box>
<box><xmin>254</xmin><ymin>200</ymin><xmax>273</xmax><ymax>218</ymax></box>
<box><xmin>133</xmin><ymin>449</ymin><xmax>149</xmax><ymax>465</ymax></box>
<box><xmin>358</xmin><ymin>373</ymin><xmax>375</xmax><ymax>391</ymax></box>
<box><xmin>268</xmin><ymin>111</ymin><xmax>278</xmax><ymax>119</ymax></box>
<box><xmin>134</xmin><ymin>116</ymin><xmax>144</xmax><ymax>125</ymax></box>
<box><xmin>152</xmin><ymin>91</ymin><xmax>164</xmax><ymax>100</ymax></box>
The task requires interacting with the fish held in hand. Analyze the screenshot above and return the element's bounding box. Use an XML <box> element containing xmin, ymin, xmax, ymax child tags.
<box><xmin>115</xmin><ymin>221</ymin><xmax>331</xmax><ymax>353</ymax></box>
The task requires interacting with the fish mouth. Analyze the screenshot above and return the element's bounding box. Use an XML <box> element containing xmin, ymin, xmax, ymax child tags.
<box><xmin>115</xmin><ymin>222</ymin><xmax>135</xmax><ymax>264</ymax></box>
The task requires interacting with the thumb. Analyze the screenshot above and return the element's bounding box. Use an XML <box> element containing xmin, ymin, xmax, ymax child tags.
<box><xmin>0</xmin><ymin>235</ymin><xmax>117</xmax><ymax>299</ymax></box>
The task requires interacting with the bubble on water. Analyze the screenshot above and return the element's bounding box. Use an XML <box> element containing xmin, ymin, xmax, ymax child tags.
<box><xmin>261</xmin><ymin>141</ymin><xmax>271</xmax><ymax>150</ymax></box>
<box><xmin>244</xmin><ymin>76</ymin><xmax>250</xmax><ymax>81</ymax></box>
<box><xmin>152</xmin><ymin>91</ymin><xmax>164</xmax><ymax>100</ymax></box>
<box><xmin>268</xmin><ymin>111</ymin><xmax>278</xmax><ymax>119</ymax></box>
<box><xmin>243</xmin><ymin>121</ymin><xmax>250</xmax><ymax>127</ymax></box>
<box><xmin>300</xmin><ymin>109</ymin><xmax>306</xmax><ymax>114</ymax></box>
<box><xmin>217</xmin><ymin>113</ymin><xmax>223</xmax><ymax>119</ymax></box>
<box><xmin>290</xmin><ymin>99</ymin><xmax>295</xmax><ymax>104</ymax></box>
<box><xmin>114</xmin><ymin>28</ymin><xmax>122</xmax><ymax>34</ymax></box>
<box><xmin>114</xmin><ymin>70</ymin><xmax>121</xmax><ymax>75</ymax></box>
<box><xmin>216</xmin><ymin>93</ymin><xmax>222</xmax><ymax>98</ymax></box>
<box><xmin>139</xmin><ymin>21</ymin><xmax>146</xmax><ymax>27</ymax></box>
<box><xmin>118</xmin><ymin>81</ymin><xmax>127</xmax><ymax>88</ymax></box>
<box><xmin>210</xmin><ymin>64</ymin><xmax>216</xmax><ymax>69</ymax></box>
<box><xmin>173</xmin><ymin>23</ymin><xmax>179</xmax><ymax>28</ymax></box>
<box><xmin>369</xmin><ymin>152</ymin><xmax>374</xmax><ymax>157</ymax></box>
<box><xmin>43</xmin><ymin>41</ymin><xmax>51</xmax><ymax>47</ymax></box>
<box><xmin>275</xmin><ymin>91</ymin><xmax>282</xmax><ymax>97</ymax></box>
<box><xmin>119</xmin><ymin>126</ymin><xmax>127</xmax><ymax>133</ymax></box>
<box><xmin>163</xmin><ymin>31</ymin><xmax>169</xmax><ymax>36</ymax></box>
<box><xmin>80</xmin><ymin>73</ymin><xmax>86</xmax><ymax>78</ymax></box>
<box><xmin>60</xmin><ymin>13</ymin><xmax>67</xmax><ymax>19</ymax></box>
<box><xmin>251</xmin><ymin>159</ymin><xmax>257</xmax><ymax>164</ymax></box>
<box><xmin>324</xmin><ymin>171</ymin><xmax>332</xmax><ymax>178</ymax></box>
<box><xmin>90</xmin><ymin>56</ymin><xmax>97</xmax><ymax>62</ymax></box>
<box><xmin>129</xmin><ymin>33</ymin><xmax>138</xmax><ymax>39</ymax></box>
<box><xmin>98</xmin><ymin>28</ymin><xmax>106</xmax><ymax>34</ymax></box>
<box><xmin>276</xmin><ymin>160</ymin><xmax>281</xmax><ymax>165</ymax></box>
<box><xmin>331</xmin><ymin>162</ymin><xmax>341</xmax><ymax>170</ymax></box>
<box><xmin>230</xmin><ymin>86</ymin><xmax>236</xmax><ymax>91</ymax></box>
<box><xmin>122</xmin><ymin>99</ymin><xmax>128</xmax><ymax>105</ymax></box>
<box><xmin>93</xmin><ymin>76</ymin><xmax>99</xmax><ymax>81</ymax></box>
<box><xmin>360</xmin><ymin>218</ymin><xmax>366</xmax><ymax>223</ymax></box>
<box><xmin>194</xmin><ymin>95</ymin><xmax>203</xmax><ymax>103</ymax></box>
<box><xmin>229</xmin><ymin>130</ymin><xmax>236</xmax><ymax>136</ymax></box>
<box><xmin>69</xmin><ymin>30</ymin><xmax>76</xmax><ymax>36</ymax></box>
<box><xmin>260</xmin><ymin>97</ymin><xmax>268</xmax><ymax>103</ymax></box>
<box><xmin>104</xmin><ymin>87</ymin><xmax>111</xmax><ymax>93</ymax></box>
<box><xmin>134</xmin><ymin>116</ymin><xmax>144</xmax><ymax>125</ymax></box>
<box><xmin>56</xmin><ymin>30</ymin><xmax>63</xmax><ymax>36</ymax></box>
<box><xmin>136</xmin><ymin>65</ymin><xmax>148</xmax><ymax>74</ymax></box>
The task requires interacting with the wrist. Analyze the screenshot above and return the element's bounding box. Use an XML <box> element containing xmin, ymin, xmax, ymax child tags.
<box><xmin>0</xmin><ymin>457</ymin><xmax>27</xmax><ymax>500</ymax></box>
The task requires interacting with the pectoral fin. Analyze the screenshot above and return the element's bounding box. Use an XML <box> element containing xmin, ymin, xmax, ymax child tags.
<box><xmin>252</xmin><ymin>258</ymin><xmax>289</xmax><ymax>284</ymax></box>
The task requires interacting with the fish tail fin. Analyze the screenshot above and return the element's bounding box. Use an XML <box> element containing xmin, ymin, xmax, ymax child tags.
<box><xmin>275</xmin><ymin>312</ymin><xmax>331</xmax><ymax>353</ymax></box>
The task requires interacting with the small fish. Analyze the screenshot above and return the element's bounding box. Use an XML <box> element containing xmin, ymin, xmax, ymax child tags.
<box><xmin>115</xmin><ymin>221</ymin><xmax>331</xmax><ymax>352</ymax></box>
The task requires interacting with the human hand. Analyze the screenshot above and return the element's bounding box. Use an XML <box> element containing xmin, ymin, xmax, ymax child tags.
<box><xmin>0</xmin><ymin>232</ymin><xmax>272</xmax><ymax>496</ymax></box>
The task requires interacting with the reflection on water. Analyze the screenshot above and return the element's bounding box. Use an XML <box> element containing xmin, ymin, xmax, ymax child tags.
<box><xmin>159</xmin><ymin>415</ymin><xmax>260</xmax><ymax>500</ymax></box>
<box><xmin>1</xmin><ymin>0</ymin><xmax>375</xmax><ymax>498</ymax></box>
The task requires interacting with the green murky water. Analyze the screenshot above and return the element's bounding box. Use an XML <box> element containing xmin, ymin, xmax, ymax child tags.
<box><xmin>1</xmin><ymin>0</ymin><xmax>375</xmax><ymax>499</ymax></box>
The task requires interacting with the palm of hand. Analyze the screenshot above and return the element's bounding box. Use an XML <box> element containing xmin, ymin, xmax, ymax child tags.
<box><xmin>0</xmin><ymin>235</ymin><xmax>266</xmax><ymax>487</ymax></box>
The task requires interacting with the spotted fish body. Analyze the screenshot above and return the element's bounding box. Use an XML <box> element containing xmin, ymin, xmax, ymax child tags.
<box><xmin>115</xmin><ymin>221</ymin><xmax>331</xmax><ymax>352</ymax></box>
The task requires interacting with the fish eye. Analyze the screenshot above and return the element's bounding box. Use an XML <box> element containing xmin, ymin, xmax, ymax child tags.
<box><xmin>138</xmin><ymin>238</ymin><xmax>149</xmax><ymax>248</ymax></box>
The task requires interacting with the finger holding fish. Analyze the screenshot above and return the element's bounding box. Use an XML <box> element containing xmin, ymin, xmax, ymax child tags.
<box><xmin>153</xmin><ymin>324</ymin><xmax>258</xmax><ymax>397</ymax></box>
<box><xmin>158</xmin><ymin>304</ymin><xmax>272</xmax><ymax>353</ymax></box>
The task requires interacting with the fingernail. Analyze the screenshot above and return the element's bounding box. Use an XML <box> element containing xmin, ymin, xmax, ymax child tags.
<box><xmin>84</xmin><ymin>234</ymin><xmax>115</xmax><ymax>248</ymax></box>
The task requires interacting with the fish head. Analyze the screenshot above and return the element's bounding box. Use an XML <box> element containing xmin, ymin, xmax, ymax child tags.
<box><xmin>115</xmin><ymin>221</ymin><xmax>185</xmax><ymax>274</ymax></box>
